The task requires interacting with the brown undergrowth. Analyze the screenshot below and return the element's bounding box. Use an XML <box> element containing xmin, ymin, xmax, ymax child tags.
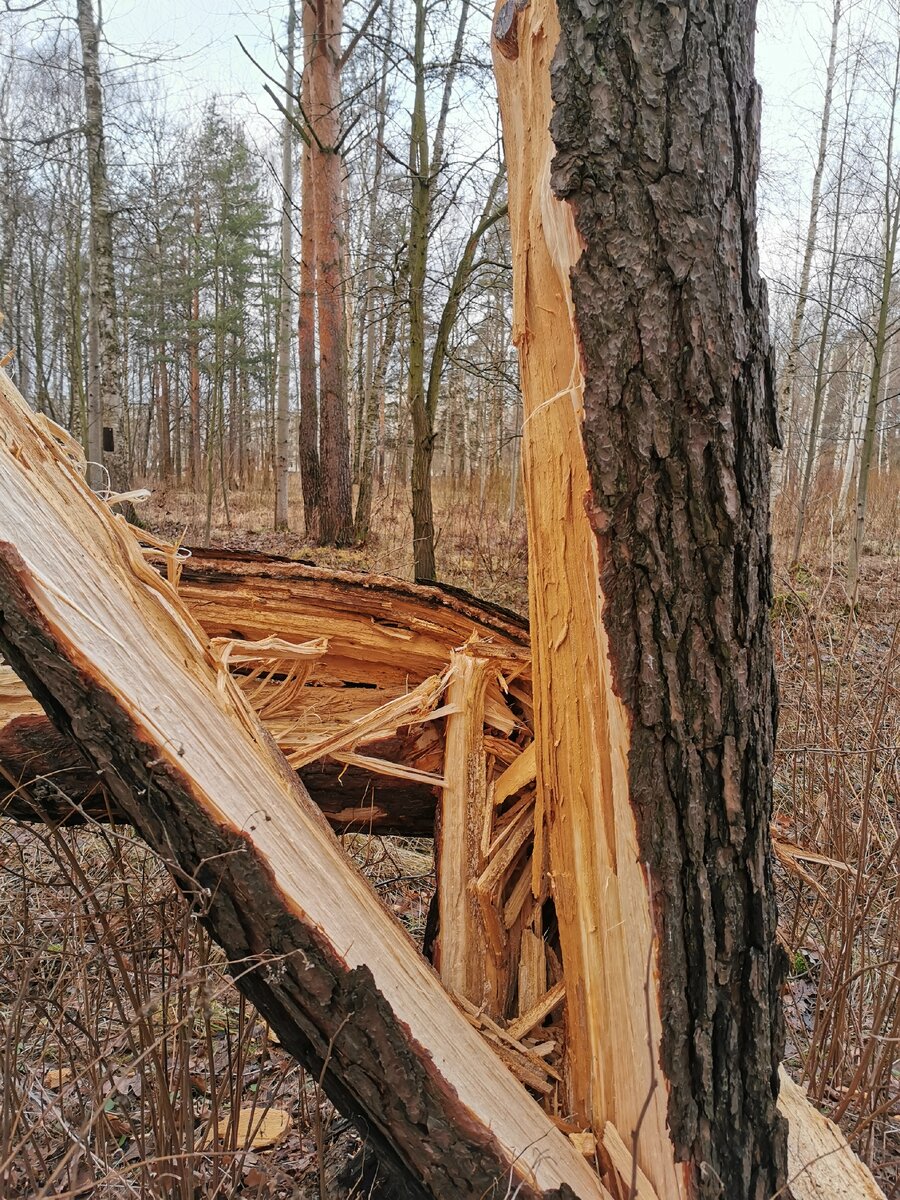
<box><xmin>772</xmin><ymin>476</ymin><xmax>899</xmax><ymax>1195</ymax></box>
<box><xmin>1</xmin><ymin>472</ymin><xmax>897</xmax><ymax>1196</ymax></box>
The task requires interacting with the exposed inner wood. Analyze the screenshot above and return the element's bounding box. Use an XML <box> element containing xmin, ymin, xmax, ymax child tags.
<box><xmin>492</xmin><ymin>4</ymin><xmax>681</xmax><ymax>1196</ymax></box>
<box><xmin>0</xmin><ymin>370</ymin><xmax>886</xmax><ymax>1196</ymax></box>
<box><xmin>0</xmin><ymin>371</ymin><xmax>608</xmax><ymax>1200</ymax></box>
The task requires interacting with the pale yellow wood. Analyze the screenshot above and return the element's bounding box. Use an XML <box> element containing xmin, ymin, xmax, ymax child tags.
<box><xmin>437</xmin><ymin>649</ymin><xmax>499</xmax><ymax>1009</ymax></box>
<box><xmin>516</xmin><ymin>925</ymin><xmax>546</xmax><ymax>1018</ymax></box>
<box><xmin>779</xmin><ymin>1068</ymin><xmax>886</xmax><ymax>1200</ymax></box>
<box><xmin>508</xmin><ymin>980</ymin><xmax>566</xmax><ymax>1043</ymax></box>
<box><xmin>492</xmin><ymin>740</ymin><xmax>536</xmax><ymax>808</ymax></box>
<box><xmin>0</xmin><ymin>369</ymin><xmax>610</xmax><ymax>1200</ymax></box>
<box><xmin>493</xmin><ymin>5</ymin><xmax>684</xmax><ymax>1197</ymax></box>
<box><xmin>602</xmin><ymin>1122</ymin><xmax>660</xmax><ymax>1200</ymax></box>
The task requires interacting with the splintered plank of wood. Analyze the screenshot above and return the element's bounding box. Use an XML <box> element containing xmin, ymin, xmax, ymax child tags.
<box><xmin>330</xmin><ymin>751</ymin><xmax>445</xmax><ymax>789</ymax></box>
<box><xmin>602</xmin><ymin>1123</ymin><xmax>660</xmax><ymax>1200</ymax></box>
<box><xmin>503</xmin><ymin>859</ymin><xmax>535</xmax><ymax>930</ymax></box>
<box><xmin>0</xmin><ymin>372</ymin><xmax>609</xmax><ymax>1200</ymax></box>
<box><xmin>508</xmin><ymin>980</ymin><xmax>565</xmax><ymax>1044</ymax></box>
<box><xmin>284</xmin><ymin>669</ymin><xmax>449</xmax><ymax>768</ymax></box>
<box><xmin>491</xmin><ymin>740</ymin><xmax>536</xmax><ymax>808</ymax></box>
<box><xmin>778</xmin><ymin>1068</ymin><xmax>886</xmax><ymax>1200</ymax></box>
<box><xmin>178</xmin><ymin>548</ymin><xmax>530</xmax><ymax>691</ymax></box>
<box><xmin>435</xmin><ymin>649</ymin><xmax>501</xmax><ymax>1011</ymax></box>
<box><xmin>516</xmin><ymin>925</ymin><xmax>546</xmax><ymax>1018</ymax></box>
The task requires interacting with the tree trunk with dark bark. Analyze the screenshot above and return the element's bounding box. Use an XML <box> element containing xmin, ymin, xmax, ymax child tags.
<box><xmin>298</xmin><ymin>0</ymin><xmax>322</xmax><ymax>542</ymax></box>
<box><xmin>494</xmin><ymin>1</ymin><xmax>786</xmax><ymax>1196</ymax></box>
<box><xmin>274</xmin><ymin>0</ymin><xmax>297</xmax><ymax>532</ymax></box>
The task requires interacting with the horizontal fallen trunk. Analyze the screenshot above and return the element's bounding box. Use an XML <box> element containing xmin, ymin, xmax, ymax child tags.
<box><xmin>2</xmin><ymin>548</ymin><xmax>530</xmax><ymax>835</ymax></box>
<box><xmin>0</xmin><ymin>705</ymin><xmax>438</xmax><ymax>834</ymax></box>
<box><xmin>0</xmin><ymin>373</ymin><xmax>606</xmax><ymax>1199</ymax></box>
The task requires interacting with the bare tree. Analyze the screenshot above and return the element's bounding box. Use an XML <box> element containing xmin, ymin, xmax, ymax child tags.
<box><xmin>274</xmin><ymin>0</ymin><xmax>297</xmax><ymax>531</ymax></box>
<box><xmin>76</xmin><ymin>0</ymin><xmax>126</xmax><ymax>491</ymax></box>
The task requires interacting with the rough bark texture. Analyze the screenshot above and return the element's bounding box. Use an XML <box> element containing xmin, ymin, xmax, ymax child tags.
<box><xmin>298</xmin><ymin>0</ymin><xmax>322</xmax><ymax>541</ymax></box>
<box><xmin>310</xmin><ymin>0</ymin><xmax>353</xmax><ymax>547</ymax></box>
<box><xmin>275</xmin><ymin>0</ymin><xmax>297</xmax><ymax>532</ymax></box>
<box><xmin>0</xmin><ymin>375</ymin><xmax>606</xmax><ymax>1200</ymax></box>
<box><xmin>549</xmin><ymin>2</ymin><xmax>786</xmax><ymax>1195</ymax></box>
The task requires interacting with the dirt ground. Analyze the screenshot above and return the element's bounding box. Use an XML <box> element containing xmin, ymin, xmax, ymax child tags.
<box><xmin>1</xmin><ymin>478</ymin><xmax>897</xmax><ymax>1197</ymax></box>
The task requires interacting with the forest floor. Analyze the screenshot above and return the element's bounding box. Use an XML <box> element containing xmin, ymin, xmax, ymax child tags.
<box><xmin>1</xmin><ymin>477</ymin><xmax>898</xmax><ymax>1198</ymax></box>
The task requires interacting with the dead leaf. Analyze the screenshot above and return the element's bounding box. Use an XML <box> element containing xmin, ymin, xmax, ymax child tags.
<box><xmin>44</xmin><ymin>1067</ymin><xmax>72</xmax><ymax>1088</ymax></box>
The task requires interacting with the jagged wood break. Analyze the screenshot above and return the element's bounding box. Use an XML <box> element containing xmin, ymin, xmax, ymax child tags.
<box><xmin>0</xmin><ymin>373</ymin><xmax>607</xmax><ymax>1200</ymax></box>
<box><xmin>494</xmin><ymin>0</ymin><xmax>785</xmax><ymax>1196</ymax></box>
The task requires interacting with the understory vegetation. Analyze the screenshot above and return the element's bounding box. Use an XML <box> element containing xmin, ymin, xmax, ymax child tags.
<box><xmin>1</xmin><ymin>480</ymin><xmax>897</xmax><ymax>1198</ymax></box>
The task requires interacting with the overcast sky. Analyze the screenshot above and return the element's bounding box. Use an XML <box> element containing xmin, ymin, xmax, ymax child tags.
<box><xmin>91</xmin><ymin>0</ymin><xmax>834</xmax><ymax>283</ymax></box>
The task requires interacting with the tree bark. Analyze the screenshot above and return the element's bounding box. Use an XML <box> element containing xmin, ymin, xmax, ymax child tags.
<box><xmin>298</xmin><ymin>0</ymin><xmax>322</xmax><ymax>541</ymax></box>
<box><xmin>494</xmin><ymin>1</ymin><xmax>786</xmax><ymax>1196</ymax></box>
<box><xmin>310</xmin><ymin>0</ymin><xmax>353</xmax><ymax>546</ymax></box>
<box><xmin>76</xmin><ymin>0</ymin><xmax>127</xmax><ymax>493</ymax></box>
<box><xmin>275</xmin><ymin>0</ymin><xmax>297</xmax><ymax>532</ymax></box>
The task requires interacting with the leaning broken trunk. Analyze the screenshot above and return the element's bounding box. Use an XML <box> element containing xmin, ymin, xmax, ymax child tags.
<box><xmin>0</xmin><ymin>375</ymin><xmax>606</xmax><ymax>1200</ymax></box>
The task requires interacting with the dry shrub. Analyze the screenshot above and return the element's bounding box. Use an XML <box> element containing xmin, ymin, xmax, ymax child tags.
<box><xmin>0</xmin><ymin>818</ymin><xmax>322</xmax><ymax>1199</ymax></box>
<box><xmin>773</xmin><ymin>555</ymin><xmax>899</xmax><ymax>1192</ymax></box>
<box><xmin>0</xmin><ymin>812</ymin><xmax>432</xmax><ymax>1199</ymax></box>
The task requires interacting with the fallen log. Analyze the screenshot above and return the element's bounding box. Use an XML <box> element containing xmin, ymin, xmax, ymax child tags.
<box><xmin>1</xmin><ymin>550</ymin><xmax>531</xmax><ymax>834</ymax></box>
<box><xmin>0</xmin><ymin>373</ymin><xmax>606</xmax><ymax>1198</ymax></box>
<box><xmin>0</xmin><ymin>698</ymin><xmax>438</xmax><ymax>835</ymax></box>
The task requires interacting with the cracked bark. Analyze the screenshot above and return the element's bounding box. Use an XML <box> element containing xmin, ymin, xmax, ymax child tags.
<box><xmin>495</xmin><ymin>0</ymin><xmax>785</xmax><ymax>1196</ymax></box>
<box><xmin>551</xmin><ymin>2</ymin><xmax>785</xmax><ymax>1195</ymax></box>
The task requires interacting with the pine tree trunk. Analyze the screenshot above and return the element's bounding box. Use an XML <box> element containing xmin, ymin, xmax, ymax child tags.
<box><xmin>310</xmin><ymin>0</ymin><xmax>353</xmax><ymax>546</ymax></box>
<box><xmin>494</xmin><ymin>1</ymin><xmax>786</xmax><ymax>1195</ymax></box>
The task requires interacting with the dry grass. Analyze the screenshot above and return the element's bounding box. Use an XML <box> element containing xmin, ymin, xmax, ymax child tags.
<box><xmin>1</xmin><ymin>467</ymin><xmax>898</xmax><ymax>1196</ymax></box>
<box><xmin>140</xmin><ymin>470</ymin><xmax>529</xmax><ymax>614</ymax></box>
<box><xmin>0</xmin><ymin>817</ymin><xmax>430</xmax><ymax>1199</ymax></box>
<box><xmin>772</xmin><ymin>473</ymin><xmax>900</xmax><ymax>1195</ymax></box>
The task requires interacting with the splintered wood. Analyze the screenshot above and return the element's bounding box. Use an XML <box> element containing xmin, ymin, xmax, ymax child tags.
<box><xmin>0</xmin><ymin>370</ymin><xmax>607</xmax><ymax>1200</ymax></box>
<box><xmin>0</xmin><ymin>368</ymin><xmax>888</xmax><ymax>1197</ymax></box>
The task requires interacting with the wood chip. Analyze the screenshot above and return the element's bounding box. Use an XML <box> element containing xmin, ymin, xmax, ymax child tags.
<box><xmin>215</xmin><ymin>1107</ymin><xmax>291</xmax><ymax>1149</ymax></box>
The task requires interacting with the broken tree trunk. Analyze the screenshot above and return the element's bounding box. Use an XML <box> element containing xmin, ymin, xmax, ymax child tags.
<box><xmin>495</xmin><ymin>1</ymin><xmax>784</xmax><ymax>1196</ymax></box>
<box><xmin>0</xmin><ymin>372</ymin><xmax>607</xmax><ymax>1200</ymax></box>
<box><xmin>1</xmin><ymin>547</ymin><xmax>531</xmax><ymax>833</ymax></box>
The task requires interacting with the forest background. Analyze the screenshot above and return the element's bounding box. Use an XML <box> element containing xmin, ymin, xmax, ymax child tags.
<box><xmin>0</xmin><ymin>0</ymin><xmax>898</xmax><ymax>1195</ymax></box>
